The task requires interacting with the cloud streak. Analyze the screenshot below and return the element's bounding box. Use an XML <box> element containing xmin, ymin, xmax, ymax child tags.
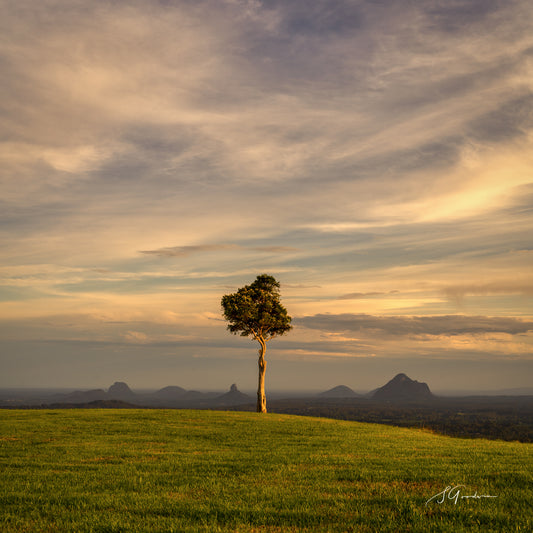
<box><xmin>140</xmin><ymin>244</ymin><xmax>299</xmax><ymax>258</ymax></box>
<box><xmin>337</xmin><ymin>291</ymin><xmax>399</xmax><ymax>300</ymax></box>
<box><xmin>443</xmin><ymin>282</ymin><xmax>533</xmax><ymax>302</ymax></box>
<box><xmin>296</xmin><ymin>314</ymin><xmax>533</xmax><ymax>337</ymax></box>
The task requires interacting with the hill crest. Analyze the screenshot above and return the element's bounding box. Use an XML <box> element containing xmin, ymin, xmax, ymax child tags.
<box><xmin>318</xmin><ymin>385</ymin><xmax>359</xmax><ymax>398</ymax></box>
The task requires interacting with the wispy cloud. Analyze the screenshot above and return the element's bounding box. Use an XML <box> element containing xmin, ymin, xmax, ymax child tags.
<box><xmin>296</xmin><ymin>314</ymin><xmax>533</xmax><ymax>337</ymax></box>
<box><xmin>337</xmin><ymin>291</ymin><xmax>399</xmax><ymax>300</ymax></box>
<box><xmin>443</xmin><ymin>281</ymin><xmax>533</xmax><ymax>304</ymax></box>
<box><xmin>140</xmin><ymin>245</ymin><xmax>242</xmax><ymax>258</ymax></box>
<box><xmin>140</xmin><ymin>244</ymin><xmax>299</xmax><ymax>258</ymax></box>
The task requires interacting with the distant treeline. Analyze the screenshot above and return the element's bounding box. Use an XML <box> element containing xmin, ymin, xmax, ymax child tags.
<box><xmin>5</xmin><ymin>393</ymin><xmax>532</xmax><ymax>443</ymax></box>
<box><xmin>229</xmin><ymin>396</ymin><xmax>533</xmax><ymax>443</ymax></box>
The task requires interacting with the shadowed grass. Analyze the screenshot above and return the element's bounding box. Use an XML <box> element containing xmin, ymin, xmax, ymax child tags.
<box><xmin>0</xmin><ymin>409</ymin><xmax>531</xmax><ymax>532</ymax></box>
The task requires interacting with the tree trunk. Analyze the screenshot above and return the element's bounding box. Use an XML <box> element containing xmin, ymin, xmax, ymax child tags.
<box><xmin>256</xmin><ymin>338</ymin><xmax>267</xmax><ymax>413</ymax></box>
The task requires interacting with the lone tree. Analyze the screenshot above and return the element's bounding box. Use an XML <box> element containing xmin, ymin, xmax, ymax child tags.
<box><xmin>221</xmin><ymin>274</ymin><xmax>292</xmax><ymax>413</ymax></box>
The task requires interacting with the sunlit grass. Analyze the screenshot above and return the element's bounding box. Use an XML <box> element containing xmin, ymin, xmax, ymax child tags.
<box><xmin>1</xmin><ymin>409</ymin><xmax>531</xmax><ymax>532</ymax></box>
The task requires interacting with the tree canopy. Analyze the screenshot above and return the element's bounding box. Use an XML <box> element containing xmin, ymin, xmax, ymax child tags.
<box><xmin>221</xmin><ymin>274</ymin><xmax>292</xmax><ymax>341</ymax></box>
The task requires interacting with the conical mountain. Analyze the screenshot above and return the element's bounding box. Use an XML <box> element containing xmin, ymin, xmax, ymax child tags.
<box><xmin>152</xmin><ymin>385</ymin><xmax>187</xmax><ymax>400</ymax></box>
<box><xmin>318</xmin><ymin>385</ymin><xmax>359</xmax><ymax>398</ymax></box>
<box><xmin>371</xmin><ymin>373</ymin><xmax>433</xmax><ymax>402</ymax></box>
<box><xmin>212</xmin><ymin>384</ymin><xmax>253</xmax><ymax>406</ymax></box>
<box><xmin>108</xmin><ymin>381</ymin><xmax>136</xmax><ymax>400</ymax></box>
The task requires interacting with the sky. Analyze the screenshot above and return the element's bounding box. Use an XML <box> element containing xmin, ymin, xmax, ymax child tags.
<box><xmin>1</xmin><ymin>0</ymin><xmax>532</xmax><ymax>394</ymax></box>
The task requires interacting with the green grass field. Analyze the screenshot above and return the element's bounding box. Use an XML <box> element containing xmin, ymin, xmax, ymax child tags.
<box><xmin>1</xmin><ymin>409</ymin><xmax>531</xmax><ymax>532</ymax></box>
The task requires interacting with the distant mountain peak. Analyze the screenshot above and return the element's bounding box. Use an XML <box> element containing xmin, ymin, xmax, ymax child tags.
<box><xmin>153</xmin><ymin>385</ymin><xmax>186</xmax><ymax>399</ymax></box>
<box><xmin>109</xmin><ymin>381</ymin><xmax>131</xmax><ymax>390</ymax></box>
<box><xmin>372</xmin><ymin>373</ymin><xmax>433</xmax><ymax>402</ymax></box>
<box><xmin>108</xmin><ymin>381</ymin><xmax>135</xmax><ymax>399</ymax></box>
<box><xmin>319</xmin><ymin>385</ymin><xmax>358</xmax><ymax>398</ymax></box>
<box><xmin>390</xmin><ymin>373</ymin><xmax>410</xmax><ymax>382</ymax></box>
<box><xmin>387</xmin><ymin>373</ymin><xmax>418</xmax><ymax>384</ymax></box>
<box><xmin>212</xmin><ymin>384</ymin><xmax>252</xmax><ymax>407</ymax></box>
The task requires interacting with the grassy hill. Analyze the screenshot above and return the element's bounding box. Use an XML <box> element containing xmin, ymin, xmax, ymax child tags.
<box><xmin>1</xmin><ymin>410</ymin><xmax>531</xmax><ymax>532</ymax></box>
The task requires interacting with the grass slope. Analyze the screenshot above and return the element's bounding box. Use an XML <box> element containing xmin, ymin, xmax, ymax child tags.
<box><xmin>1</xmin><ymin>409</ymin><xmax>531</xmax><ymax>532</ymax></box>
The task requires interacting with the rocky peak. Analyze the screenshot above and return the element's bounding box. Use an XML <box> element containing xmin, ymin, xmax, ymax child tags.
<box><xmin>372</xmin><ymin>373</ymin><xmax>433</xmax><ymax>402</ymax></box>
<box><xmin>108</xmin><ymin>381</ymin><xmax>135</xmax><ymax>399</ymax></box>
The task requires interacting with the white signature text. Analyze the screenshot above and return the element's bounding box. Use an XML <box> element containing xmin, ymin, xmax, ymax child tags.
<box><xmin>425</xmin><ymin>485</ymin><xmax>497</xmax><ymax>506</ymax></box>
